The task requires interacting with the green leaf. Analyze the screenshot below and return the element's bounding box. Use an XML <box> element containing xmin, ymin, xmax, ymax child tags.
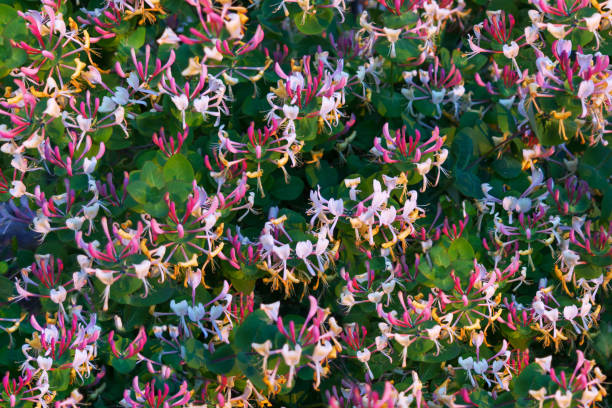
<box><xmin>49</xmin><ymin>369</ymin><xmax>71</xmax><ymax>391</ymax></box>
<box><xmin>451</xmin><ymin>130</ymin><xmax>474</xmax><ymax>170</ymax></box>
<box><xmin>493</xmin><ymin>156</ymin><xmax>522</xmax><ymax>179</ymax></box>
<box><xmin>127</xmin><ymin>285</ymin><xmax>176</xmax><ymax>307</ymax></box>
<box><xmin>111</xmin><ymin>355</ymin><xmax>138</xmax><ymax>374</ymax></box>
<box><xmin>448</xmin><ymin>238</ymin><xmax>475</xmax><ymax>261</ymax></box>
<box><xmin>372</xmin><ymin>90</ymin><xmax>403</xmax><ymax>118</ymax></box>
<box><xmin>125</xmin><ymin>26</ymin><xmax>146</xmax><ymax>49</ymax></box>
<box><xmin>294</xmin><ymin>9</ymin><xmax>333</xmax><ymax>35</ymax></box>
<box><xmin>405</xmin><ymin>338</ymin><xmax>434</xmax><ymax>360</ymax></box>
<box><xmin>127</xmin><ymin>178</ymin><xmax>149</xmax><ymax>204</ymax></box>
<box><xmin>454</xmin><ymin>169</ymin><xmax>482</xmax><ymax>198</ymax></box>
<box><xmin>0</xmin><ymin>275</ymin><xmax>14</xmax><ymax>300</ymax></box>
<box><xmin>142</xmin><ymin>162</ymin><xmax>165</xmax><ymax>189</ymax></box>
<box><xmin>111</xmin><ymin>276</ymin><xmax>143</xmax><ymax>299</ymax></box>
<box><xmin>93</xmin><ymin>126</ymin><xmax>113</xmax><ymax>143</ymax></box>
<box><xmin>204</xmin><ymin>344</ymin><xmax>236</xmax><ymax>374</ymax></box>
<box><xmin>511</xmin><ymin>364</ymin><xmax>550</xmax><ymax>401</ymax></box>
<box><xmin>383</xmin><ymin>12</ymin><xmax>418</xmax><ymax>29</ymax></box>
<box><xmin>494</xmin><ymin>105</ymin><xmax>516</xmax><ymax>135</ymax></box>
<box><xmin>375</xmin><ymin>38</ymin><xmax>420</xmax><ymax>61</ymax></box>
<box><xmin>430</xmin><ymin>245</ymin><xmax>450</xmax><ymax>267</ymax></box>
<box><xmin>305</xmin><ymin>160</ymin><xmax>338</xmax><ymax>189</ymax></box>
<box><xmin>296</xmin><ymin>116</ymin><xmax>318</xmax><ymax>141</ymax></box>
<box><xmin>231</xmin><ymin>278</ymin><xmax>256</xmax><ymax>294</ymax></box>
<box><xmin>183</xmin><ymin>337</ymin><xmax>207</xmax><ymax>370</ymax></box>
<box><xmin>271</xmin><ymin>176</ymin><xmax>304</xmax><ymax>201</ymax></box>
<box><xmin>234</xmin><ymin>310</ymin><xmax>277</xmax><ymax>352</ymax></box>
<box><xmin>236</xmin><ymin>352</ymin><xmax>267</xmax><ymax>390</ymax></box>
<box><xmin>163</xmin><ymin>154</ymin><xmax>195</xmax><ymax>183</ymax></box>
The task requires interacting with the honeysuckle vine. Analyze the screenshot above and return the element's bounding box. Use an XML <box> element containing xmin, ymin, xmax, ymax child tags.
<box><xmin>0</xmin><ymin>0</ymin><xmax>610</xmax><ymax>407</ymax></box>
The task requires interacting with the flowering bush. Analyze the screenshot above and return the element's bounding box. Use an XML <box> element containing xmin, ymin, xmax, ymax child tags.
<box><xmin>0</xmin><ymin>0</ymin><xmax>610</xmax><ymax>406</ymax></box>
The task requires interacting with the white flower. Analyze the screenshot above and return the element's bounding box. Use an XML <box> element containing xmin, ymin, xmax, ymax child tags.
<box><xmin>171</xmin><ymin>94</ymin><xmax>189</xmax><ymax>111</ymax></box>
<box><xmin>524</xmin><ymin>26</ymin><xmax>539</xmax><ymax>44</ymax></box>
<box><xmin>73</xmin><ymin>271</ymin><xmax>88</xmax><ymax>291</ymax></box>
<box><xmin>37</xmin><ymin>356</ymin><xmax>53</xmax><ymax>371</ymax></box>
<box><xmin>72</xmin><ymin>348</ymin><xmax>91</xmax><ymax>377</ymax></box>
<box><xmin>382</xmin><ymin>27</ymin><xmax>402</xmax><ymax>58</ymax></box>
<box><xmin>379</xmin><ymin>207</ymin><xmax>397</xmax><ymax>226</ymax></box>
<box><xmin>563</xmin><ymin>305</ymin><xmax>578</xmax><ymax>320</ymax></box>
<box><xmin>281</xmin><ymin>343</ymin><xmax>302</xmax><ymax>386</ymax></box>
<box><xmin>312</xmin><ymin>341</ymin><xmax>332</xmax><ymax>363</ymax></box>
<box><xmin>33</xmin><ymin>216</ymin><xmax>52</xmax><ymax>234</ymax></box>
<box><xmin>473</xmin><ymin>358</ymin><xmax>488</xmax><ymax>375</ymax></box>
<box><xmin>431</xmin><ymin>89</ymin><xmax>446</xmax><ymax>104</ymax></box>
<box><xmin>553</xmin><ymin>390</ymin><xmax>572</xmax><ymax>408</ymax></box>
<box><xmin>295</xmin><ymin>240</ymin><xmax>313</xmax><ymax>259</ymax></box>
<box><xmin>282</xmin><ymin>104</ymin><xmax>299</xmax><ymax>121</ymax></box>
<box><xmin>535</xmin><ymin>356</ymin><xmax>552</xmax><ymax>372</ymax></box>
<box><xmin>187</xmin><ymin>303</ymin><xmax>206</xmax><ymax>322</ymax></box>
<box><xmin>340</xmin><ymin>289</ymin><xmax>356</xmax><ymax>308</ymax></box>
<box><xmin>579</xmin><ymin>387</ymin><xmax>600</xmax><ymax>405</ymax></box>
<box><xmin>260</xmin><ymin>301</ymin><xmax>280</xmax><ymax>321</ymax></box>
<box><xmin>133</xmin><ymin>260</ymin><xmax>151</xmax><ymax>279</ymax></box>
<box><xmin>356</xmin><ymin>348</ymin><xmax>371</xmax><ymax>363</ymax></box>
<box><xmin>157</xmin><ymin>27</ymin><xmax>180</xmax><ymax>45</ymax></box>
<box><xmin>43</xmin><ymin>98</ymin><xmax>62</xmax><ymax>118</ymax></box>
<box><xmin>499</xmin><ymin>96</ymin><xmax>515</xmax><ymax>110</ymax></box>
<box><xmin>367</xmin><ymin>291</ymin><xmax>383</xmax><ymax>304</ymax></box>
<box><xmin>281</xmin><ymin>344</ymin><xmax>302</xmax><ymax>366</ymax></box>
<box><xmin>204</xmin><ymin>44</ymin><xmax>224</xmax><ymax>61</ymax></box>
<box><xmin>416</xmin><ymin>158</ymin><xmax>432</xmax><ymax>176</ymax></box>
<box><xmin>225</xmin><ymin>13</ymin><xmax>243</xmax><ymax>40</ymax></box>
<box><xmin>49</xmin><ymin>286</ymin><xmax>67</xmax><ymax>304</ymax></box>
<box><xmin>77</xmin><ymin>115</ymin><xmax>92</xmax><ymax>133</ymax></box>
<box><xmin>170</xmin><ymin>299</ymin><xmax>189</xmax><ymax>316</ymax></box>
<box><xmin>546</xmin><ymin>24</ymin><xmax>566</xmax><ymax>39</ymax></box>
<box><xmin>577</xmin><ymin>80</ymin><xmax>595</xmax><ymax>117</ymax></box>
<box><xmin>98</xmin><ymin>96</ymin><xmax>116</xmax><ymax>113</ymax></box>
<box><xmin>66</xmin><ymin>216</ymin><xmax>85</xmax><ymax>231</ymax></box>
<box><xmin>502</xmin><ymin>41</ymin><xmax>519</xmax><ymax>59</ymax></box>
<box><xmin>458</xmin><ymin>356</ymin><xmax>474</xmax><ymax>370</ymax></box>
<box><xmin>274</xmin><ymin>244</ymin><xmax>291</xmax><ymax>261</ymax></box>
<box><xmin>83</xmin><ymin>203</ymin><xmax>100</xmax><ymax>220</ymax></box>
<box><xmin>23</xmin><ymin>131</ymin><xmax>44</xmax><ymax>149</ymax></box>
<box><xmin>9</xmin><ymin>180</ymin><xmax>27</xmax><ymax>198</ymax></box>
<box><xmin>328</xmin><ymin>198</ymin><xmax>344</xmax><ymax>216</ymax></box>
<box><xmin>584</xmin><ymin>13</ymin><xmax>601</xmax><ymax>32</ymax></box>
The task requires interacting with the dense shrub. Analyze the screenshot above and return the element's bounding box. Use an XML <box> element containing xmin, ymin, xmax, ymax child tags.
<box><xmin>0</xmin><ymin>0</ymin><xmax>610</xmax><ymax>406</ymax></box>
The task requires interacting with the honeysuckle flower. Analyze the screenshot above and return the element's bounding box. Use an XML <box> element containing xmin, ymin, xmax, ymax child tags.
<box><xmin>503</xmin><ymin>41</ymin><xmax>521</xmax><ymax>74</ymax></box>
<box><xmin>577</xmin><ymin>80</ymin><xmax>595</xmax><ymax>118</ymax></box>
<box><xmin>319</xmin><ymin>93</ymin><xmax>343</xmax><ymax>129</ymax></box>
<box><xmin>546</xmin><ymin>24</ymin><xmax>567</xmax><ymax>39</ymax></box>
<box><xmin>416</xmin><ymin>158</ymin><xmax>432</xmax><ymax>192</ymax></box>
<box><xmin>280</xmin><ymin>343</ymin><xmax>302</xmax><ymax>387</ymax></box>
<box><xmin>584</xmin><ymin>13</ymin><xmax>602</xmax><ymax>49</ymax></box>
<box><xmin>535</xmin><ymin>355</ymin><xmax>552</xmax><ymax>372</ymax></box>
<box><xmin>171</xmin><ymin>94</ymin><xmax>189</xmax><ymax>129</ymax></box>
<box><xmin>311</xmin><ymin>340</ymin><xmax>333</xmax><ymax>389</ymax></box>
<box><xmin>132</xmin><ymin>259</ymin><xmax>152</xmax><ymax>296</ymax></box>
<box><xmin>553</xmin><ymin>389</ymin><xmax>572</xmax><ymax>408</ymax></box>
<box><xmin>93</xmin><ymin>268</ymin><xmax>117</xmax><ymax>311</ymax></box>
<box><xmin>157</xmin><ymin>27</ymin><xmax>180</xmax><ymax>45</ymax></box>
<box><xmin>43</xmin><ymin>97</ymin><xmax>62</xmax><ymax>118</ymax></box>
<box><xmin>356</xmin><ymin>348</ymin><xmax>373</xmax><ymax>378</ymax></box>
<box><xmin>382</xmin><ymin>27</ymin><xmax>402</xmax><ymax>58</ymax></box>
<box><xmin>170</xmin><ymin>299</ymin><xmax>190</xmax><ymax>336</ymax></box>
